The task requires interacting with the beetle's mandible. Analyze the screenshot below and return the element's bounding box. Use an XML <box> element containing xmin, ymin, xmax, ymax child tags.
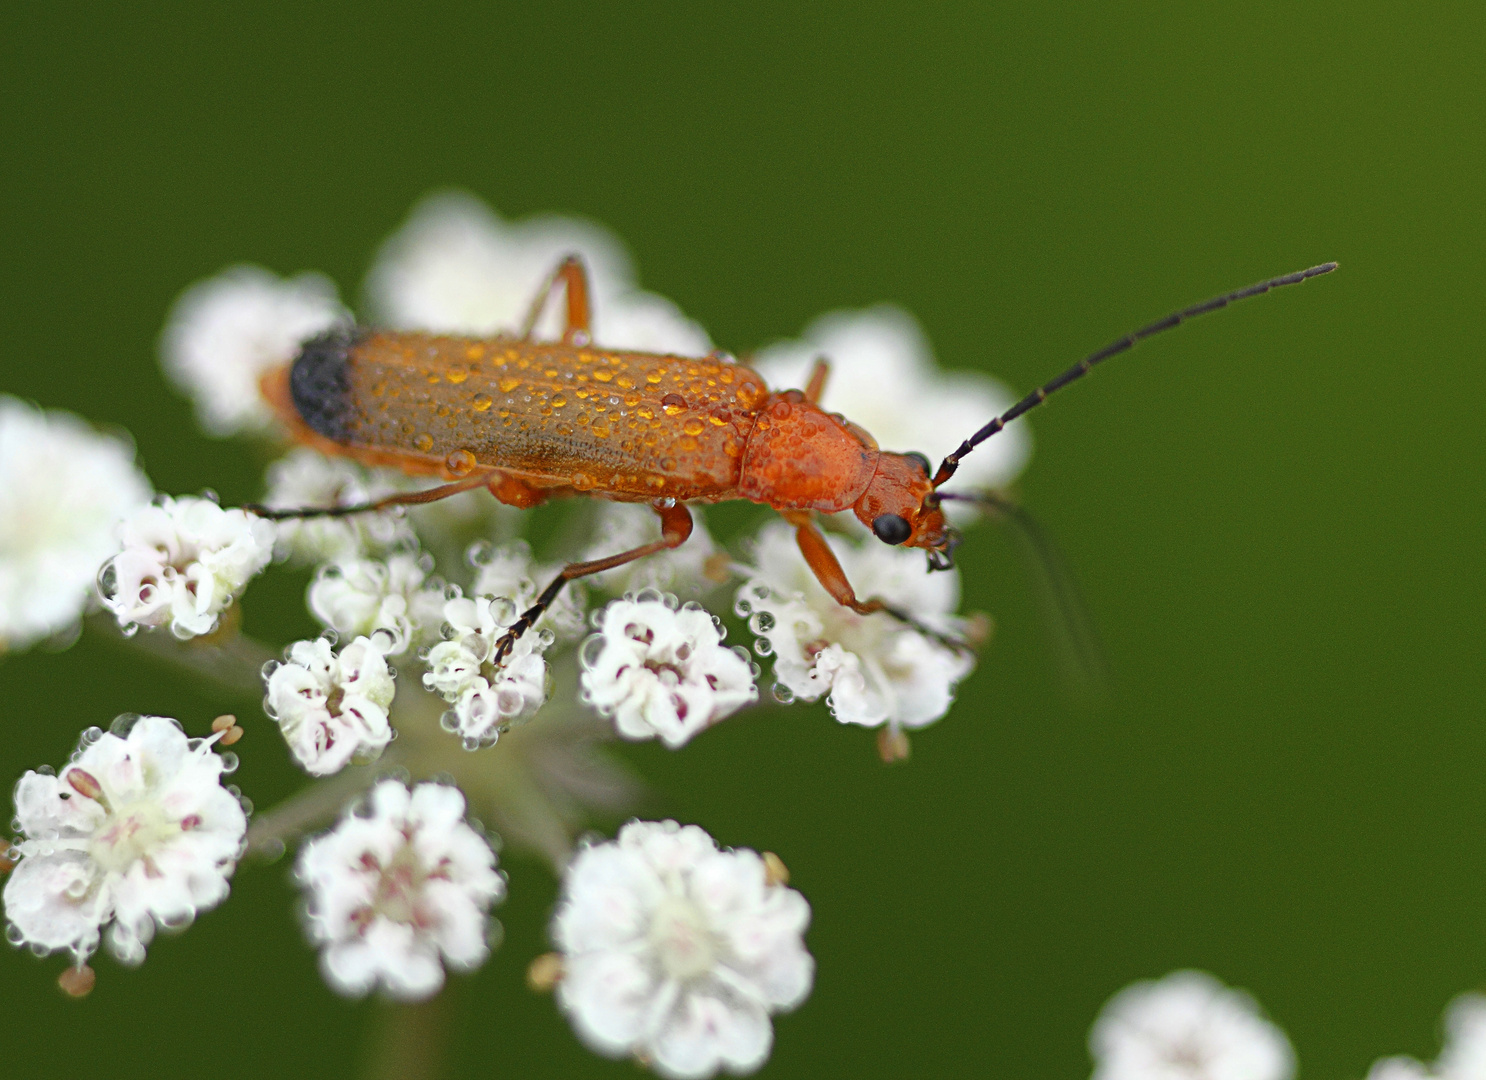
<box><xmin>254</xmin><ymin>255</ymin><xmax>1337</xmax><ymax>663</ymax></box>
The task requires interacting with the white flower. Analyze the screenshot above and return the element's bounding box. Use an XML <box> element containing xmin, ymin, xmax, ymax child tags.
<box><xmin>308</xmin><ymin>552</ymin><xmax>446</xmax><ymax>656</ymax></box>
<box><xmin>262</xmin><ymin>449</ymin><xmax>414</xmax><ymax>564</ymax></box>
<box><xmin>99</xmin><ymin>496</ymin><xmax>275</xmax><ymax>639</ymax></box>
<box><xmin>0</xmin><ymin>397</ymin><xmax>151</xmax><ymax>652</ymax></box>
<box><xmin>296</xmin><ymin>780</ymin><xmax>503</xmax><ymax>1001</ymax></box>
<box><xmin>1090</xmin><ymin>970</ymin><xmax>1295</xmax><ymax>1080</ymax></box>
<box><xmin>582</xmin><ymin>503</ymin><xmax>724</xmax><ymax>598</ymax></box>
<box><xmin>580</xmin><ymin>594</ymin><xmax>757</xmax><ymax>749</ymax></box>
<box><xmin>1366</xmin><ymin>993</ymin><xmax>1486</xmax><ymax>1080</ymax></box>
<box><xmin>160</xmin><ymin>265</ymin><xmax>349</xmax><ymax>436</ymax></box>
<box><xmin>422</xmin><ymin>595</ymin><xmax>551</xmax><ymax>747</ymax></box>
<box><xmin>2</xmin><ymin>715</ymin><xmax>247</xmax><ymax>966</ymax></box>
<box><xmin>736</xmin><ymin>521</ymin><xmax>972</xmax><ymax>730</ymax></box>
<box><xmin>365</xmin><ymin>191</ymin><xmax>711</xmax><ymax>355</ymax></box>
<box><xmin>263</xmin><ymin>636</ymin><xmax>396</xmax><ymax>776</ymax></box>
<box><xmin>469</xmin><ymin>539</ymin><xmax>587</xmax><ymax>643</ymax></box>
<box><xmin>752</xmin><ymin>306</ymin><xmax>1031</xmax><ymax>511</ymax></box>
<box><xmin>552</xmin><ymin>820</ymin><xmax>813</xmax><ymax>1079</ymax></box>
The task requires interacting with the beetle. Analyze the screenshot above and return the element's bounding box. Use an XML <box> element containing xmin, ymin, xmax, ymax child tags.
<box><xmin>255</xmin><ymin>256</ymin><xmax>1336</xmax><ymax>662</ymax></box>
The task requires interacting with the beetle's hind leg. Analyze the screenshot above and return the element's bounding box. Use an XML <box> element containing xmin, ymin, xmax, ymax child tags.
<box><xmin>783</xmin><ymin>511</ymin><xmax>973</xmax><ymax>655</ymax></box>
<box><xmin>490</xmin><ymin>500</ymin><xmax>695</xmax><ymax>665</ymax></box>
<box><xmin>244</xmin><ymin>470</ymin><xmax>501</xmax><ymax>520</ymax></box>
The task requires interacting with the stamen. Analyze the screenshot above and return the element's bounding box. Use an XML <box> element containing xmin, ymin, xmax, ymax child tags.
<box><xmin>58</xmin><ymin>964</ymin><xmax>96</xmax><ymax>998</ymax></box>
<box><xmin>527</xmin><ymin>952</ymin><xmax>565</xmax><ymax>992</ymax></box>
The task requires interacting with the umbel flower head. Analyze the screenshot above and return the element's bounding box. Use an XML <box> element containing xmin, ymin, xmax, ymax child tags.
<box><xmin>1090</xmin><ymin>970</ymin><xmax>1295</xmax><ymax>1080</ymax></box>
<box><xmin>0</xmin><ymin>396</ymin><xmax>151</xmax><ymax>652</ymax></box>
<box><xmin>551</xmin><ymin>820</ymin><xmax>813</xmax><ymax>1080</ymax></box>
<box><xmin>296</xmin><ymin>779</ymin><xmax>504</xmax><ymax>1001</ymax></box>
<box><xmin>99</xmin><ymin>495</ymin><xmax>275</xmax><ymax>639</ymax></box>
<box><xmin>2</xmin><ymin>715</ymin><xmax>247</xmax><ymax>966</ymax></box>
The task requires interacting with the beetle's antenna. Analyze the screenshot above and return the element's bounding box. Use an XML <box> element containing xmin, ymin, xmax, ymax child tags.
<box><xmin>932</xmin><ymin>262</ymin><xmax>1338</xmax><ymax>487</ymax></box>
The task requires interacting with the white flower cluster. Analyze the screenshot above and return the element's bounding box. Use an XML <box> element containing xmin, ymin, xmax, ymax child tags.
<box><xmin>0</xmin><ymin>396</ymin><xmax>151</xmax><ymax>652</ymax></box>
<box><xmin>1091</xmin><ymin>970</ymin><xmax>1295</xmax><ymax>1080</ymax></box>
<box><xmin>263</xmin><ymin>635</ymin><xmax>396</xmax><ymax>776</ymax></box>
<box><xmin>296</xmin><ymin>780</ymin><xmax>503</xmax><ymax>1001</ymax></box>
<box><xmin>1367</xmin><ymin>995</ymin><xmax>1486</xmax><ymax>1080</ymax></box>
<box><xmin>308</xmin><ymin>551</ymin><xmax>447</xmax><ymax>656</ymax></box>
<box><xmin>2</xmin><ymin>716</ymin><xmax>247</xmax><ymax>965</ymax></box>
<box><xmin>552</xmin><ymin>820</ymin><xmax>813</xmax><ymax>1080</ymax></box>
<box><xmin>366</xmin><ymin>190</ymin><xmax>711</xmax><ymax>355</ymax></box>
<box><xmin>99</xmin><ymin>495</ymin><xmax>275</xmax><ymax>639</ymax></box>
<box><xmin>580</xmin><ymin>593</ymin><xmax>757</xmax><ymax>749</ymax></box>
<box><xmin>262</xmin><ymin>448</ymin><xmax>414</xmax><ymax>565</ymax></box>
<box><xmin>737</xmin><ymin>522</ymin><xmax>973</xmax><ymax>731</ymax></box>
<box><xmin>422</xmin><ymin>594</ymin><xmax>551</xmax><ymax>747</ymax></box>
<box><xmin>161</xmin><ymin>265</ymin><xmax>348</xmax><ymax>436</ymax></box>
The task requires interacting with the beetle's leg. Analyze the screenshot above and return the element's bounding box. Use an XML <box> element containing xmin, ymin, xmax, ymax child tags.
<box><xmin>491</xmin><ymin>501</ymin><xmax>694</xmax><ymax>664</ymax></box>
<box><xmin>244</xmin><ymin>470</ymin><xmax>499</xmax><ymax>520</ymax></box>
<box><xmin>782</xmin><ymin>511</ymin><xmax>972</xmax><ymax>654</ymax></box>
<box><xmin>803</xmin><ymin>357</ymin><xmax>830</xmax><ymax>405</ymax></box>
<box><xmin>519</xmin><ymin>255</ymin><xmax>592</xmax><ymax>345</ymax></box>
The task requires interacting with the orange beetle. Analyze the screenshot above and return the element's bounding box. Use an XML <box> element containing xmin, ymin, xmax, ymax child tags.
<box><xmin>257</xmin><ymin>257</ymin><xmax>1336</xmax><ymax>661</ymax></box>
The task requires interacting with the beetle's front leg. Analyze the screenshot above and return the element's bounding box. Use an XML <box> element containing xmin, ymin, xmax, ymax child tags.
<box><xmin>782</xmin><ymin>511</ymin><xmax>972</xmax><ymax>654</ymax></box>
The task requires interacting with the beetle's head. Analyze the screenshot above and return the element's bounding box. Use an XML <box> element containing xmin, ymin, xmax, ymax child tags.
<box><xmin>852</xmin><ymin>451</ymin><xmax>961</xmax><ymax>571</ymax></box>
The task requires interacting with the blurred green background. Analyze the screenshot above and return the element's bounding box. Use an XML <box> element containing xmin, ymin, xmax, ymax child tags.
<box><xmin>1</xmin><ymin>3</ymin><xmax>1479</xmax><ymax>1077</ymax></box>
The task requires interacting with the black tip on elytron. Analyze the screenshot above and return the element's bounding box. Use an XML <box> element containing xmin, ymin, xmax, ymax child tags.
<box><xmin>290</xmin><ymin>329</ymin><xmax>359</xmax><ymax>442</ymax></box>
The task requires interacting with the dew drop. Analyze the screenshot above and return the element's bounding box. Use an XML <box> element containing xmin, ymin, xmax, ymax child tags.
<box><xmin>734</xmin><ymin>598</ymin><xmax>753</xmax><ymax>617</ymax></box>
<box><xmin>218</xmin><ymin>752</ymin><xmax>239</xmax><ymax>775</ymax></box>
<box><xmin>439</xmin><ymin>711</ymin><xmax>459</xmax><ymax>732</ymax></box>
<box><xmin>772</xmin><ymin>683</ymin><xmax>796</xmax><ymax>704</ymax></box>
<box><xmin>109</xmin><ymin>714</ymin><xmax>142</xmax><ymax>737</ymax></box>
<box><xmin>754</xmin><ymin>638</ymin><xmax>774</xmax><ymax>657</ymax></box>
<box><xmin>413</xmin><ymin>433</ymin><xmax>435</xmax><ymax>453</ymax></box>
<box><xmin>471</xmin><ymin>393</ymin><xmax>493</xmax><ymax>412</ymax></box>
<box><xmin>750</xmin><ymin>611</ymin><xmax>776</xmax><ymax>634</ymax></box>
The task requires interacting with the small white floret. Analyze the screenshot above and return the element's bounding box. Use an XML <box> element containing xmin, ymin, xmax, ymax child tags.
<box><xmin>2</xmin><ymin>716</ymin><xmax>247</xmax><ymax>966</ymax></box>
<box><xmin>552</xmin><ymin>820</ymin><xmax>813</xmax><ymax>1079</ymax></box>
<box><xmin>580</xmin><ymin>593</ymin><xmax>757</xmax><ymax>749</ymax></box>
<box><xmin>1090</xmin><ymin>970</ymin><xmax>1295</xmax><ymax>1080</ymax></box>
<box><xmin>296</xmin><ymin>780</ymin><xmax>504</xmax><ymax>1001</ymax></box>
<box><xmin>752</xmin><ymin>306</ymin><xmax>1031</xmax><ymax>511</ymax></box>
<box><xmin>264</xmin><ymin>635</ymin><xmax>396</xmax><ymax>776</ymax></box>
<box><xmin>160</xmin><ymin>265</ymin><xmax>349</xmax><ymax>436</ymax></box>
<box><xmin>736</xmin><ymin>522</ymin><xmax>972</xmax><ymax>731</ymax></box>
<box><xmin>99</xmin><ymin>496</ymin><xmax>275</xmax><ymax>639</ymax></box>
<box><xmin>469</xmin><ymin>539</ymin><xmax>587</xmax><ymax>643</ymax></box>
<box><xmin>422</xmin><ymin>595</ymin><xmax>551</xmax><ymax>747</ymax></box>
<box><xmin>0</xmin><ymin>397</ymin><xmax>152</xmax><ymax>652</ymax></box>
<box><xmin>365</xmin><ymin>191</ymin><xmax>711</xmax><ymax>355</ymax></box>
<box><xmin>308</xmin><ymin>552</ymin><xmax>446</xmax><ymax>656</ymax></box>
<box><xmin>1366</xmin><ymin>993</ymin><xmax>1486</xmax><ymax>1080</ymax></box>
<box><xmin>262</xmin><ymin>449</ymin><xmax>414</xmax><ymax>564</ymax></box>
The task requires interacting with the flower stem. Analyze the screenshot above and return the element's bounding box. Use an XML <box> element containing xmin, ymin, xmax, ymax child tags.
<box><xmin>88</xmin><ymin>612</ymin><xmax>276</xmax><ymax>699</ymax></box>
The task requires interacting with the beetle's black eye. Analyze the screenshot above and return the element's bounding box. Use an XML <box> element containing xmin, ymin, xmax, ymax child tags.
<box><xmin>872</xmin><ymin>513</ymin><xmax>912</xmax><ymax>545</ymax></box>
<box><xmin>905</xmin><ymin>451</ymin><xmax>932</xmax><ymax>476</ymax></box>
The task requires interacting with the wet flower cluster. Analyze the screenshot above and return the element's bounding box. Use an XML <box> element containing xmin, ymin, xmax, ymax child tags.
<box><xmin>0</xmin><ymin>192</ymin><xmax>1031</xmax><ymax>1076</ymax></box>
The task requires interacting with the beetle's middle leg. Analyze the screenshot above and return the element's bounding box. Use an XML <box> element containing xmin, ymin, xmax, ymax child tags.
<box><xmin>519</xmin><ymin>255</ymin><xmax>592</xmax><ymax>345</ymax></box>
<box><xmin>491</xmin><ymin>500</ymin><xmax>695</xmax><ymax>664</ymax></box>
<box><xmin>803</xmin><ymin>358</ymin><xmax>830</xmax><ymax>405</ymax></box>
<box><xmin>782</xmin><ymin>511</ymin><xmax>972</xmax><ymax>654</ymax></box>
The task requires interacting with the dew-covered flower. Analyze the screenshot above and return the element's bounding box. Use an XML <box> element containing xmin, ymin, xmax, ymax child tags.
<box><xmin>736</xmin><ymin>522</ymin><xmax>973</xmax><ymax>731</ymax></box>
<box><xmin>262</xmin><ymin>449</ymin><xmax>414</xmax><ymax>564</ymax></box>
<box><xmin>161</xmin><ymin>265</ymin><xmax>349</xmax><ymax>436</ymax></box>
<box><xmin>296</xmin><ymin>779</ymin><xmax>503</xmax><ymax>1001</ymax></box>
<box><xmin>308</xmin><ymin>552</ymin><xmax>446</xmax><ymax>656</ymax></box>
<box><xmin>422</xmin><ymin>595</ymin><xmax>551</xmax><ymax>747</ymax></box>
<box><xmin>2</xmin><ymin>716</ymin><xmax>247</xmax><ymax>966</ymax></box>
<box><xmin>582</xmin><ymin>503</ymin><xmax>725</xmax><ymax>598</ymax></box>
<box><xmin>99</xmin><ymin>496</ymin><xmax>275</xmax><ymax>639</ymax></box>
<box><xmin>752</xmin><ymin>306</ymin><xmax>1031</xmax><ymax>511</ymax></box>
<box><xmin>365</xmin><ymin>191</ymin><xmax>711</xmax><ymax>355</ymax></box>
<box><xmin>1366</xmin><ymin>993</ymin><xmax>1486</xmax><ymax>1080</ymax></box>
<box><xmin>1090</xmin><ymin>970</ymin><xmax>1295</xmax><ymax>1080</ymax></box>
<box><xmin>469</xmin><ymin>539</ymin><xmax>587</xmax><ymax>643</ymax></box>
<box><xmin>552</xmin><ymin>820</ymin><xmax>812</xmax><ymax>1079</ymax></box>
<box><xmin>263</xmin><ymin>635</ymin><xmax>396</xmax><ymax>776</ymax></box>
<box><xmin>580</xmin><ymin>593</ymin><xmax>756</xmax><ymax>749</ymax></box>
<box><xmin>0</xmin><ymin>397</ymin><xmax>151</xmax><ymax>652</ymax></box>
